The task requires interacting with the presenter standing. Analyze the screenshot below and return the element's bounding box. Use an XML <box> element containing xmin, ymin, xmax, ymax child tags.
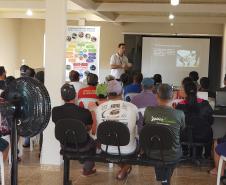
<box><xmin>110</xmin><ymin>43</ymin><xmax>132</xmax><ymax>80</ymax></box>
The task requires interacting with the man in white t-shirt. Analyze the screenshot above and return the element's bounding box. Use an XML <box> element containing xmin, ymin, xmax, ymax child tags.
<box><xmin>96</xmin><ymin>98</ymin><xmax>138</xmax><ymax>180</ymax></box>
<box><xmin>110</xmin><ymin>43</ymin><xmax>132</xmax><ymax>80</ymax></box>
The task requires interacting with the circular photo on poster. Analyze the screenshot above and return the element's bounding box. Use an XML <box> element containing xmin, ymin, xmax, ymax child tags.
<box><xmin>83</xmin><ymin>54</ymin><xmax>88</xmax><ymax>58</ymax></box>
<box><xmin>66</xmin><ymin>65</ymin><xmax>71</xmax><ymax>70</ymax></box>
<box><xmin>78</xmin><ymin>32</ymin><xmax>84</xmax><ymax>38</ymax></box>
<box><xmin>90</xmin><ymin>65</ymin><xmax>96</xmax><ymax>71</ymax></box>
<box><xmin>79</xmin><ymin>56</ymin><xmax>84</xmax><ymax>61</ymax></box>
<box><xmin>72</xmin><ymin>33</ymin><xmax>77</xmax><ymax>39</ymax></box>
<box><xmin>85</xmin><ymin>33</ymin><xmax>91</xmax><ymax>39</ymax></box>
<box><xmin>66</xmin><ymin>36</ymin><xmax>71</xmax><ymax>42</ymax></box>
<box><xmin>86</xmin><ymin>59</ymin><xmax>94</xmax><ymax>63</ymax></box>
<box><xmin>91</xmin><ymin>36</ymin><xmax>97</xmax><ymax>42</ymax></box>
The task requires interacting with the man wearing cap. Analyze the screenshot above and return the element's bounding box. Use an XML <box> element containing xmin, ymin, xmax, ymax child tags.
<box><xmin>131</xmin><ymin>77</ymin><xmax>158</xmax><ymax>133</ymax></box>
<box><xmin>52</xmin><ymin>83</ymin><xmax>96</xmax><ymax>176</ymax></box>
<box><xmin>131</xmin><ymin>78</ymin><xmax>158</xmax><ymax>109</ymax></box>
<box><xmin>95</xmin><ymin>91</ymin><xmax>138</xmax><ymax>180</ymax></box>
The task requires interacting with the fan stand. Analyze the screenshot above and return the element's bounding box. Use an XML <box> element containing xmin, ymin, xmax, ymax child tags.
<box><xmin>10</xmin><ymin>118</ymin><xmax>18</xmax><ymax>185</ymax></box>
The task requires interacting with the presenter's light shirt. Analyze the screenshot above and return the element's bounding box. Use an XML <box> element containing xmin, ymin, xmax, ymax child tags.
<box><xmin>110</xmin><ymin>53</ymin><xmax>129</xmax><ymax>79</ymax></box>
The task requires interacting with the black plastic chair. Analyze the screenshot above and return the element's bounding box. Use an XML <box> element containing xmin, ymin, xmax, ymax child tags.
<box><xmin>140</xmin><ymin>123</ymin><xmax>181</xmax><ymax>185</ymax></box>
<box><xmin>55</xmin><ymin>119</ymin><xmax>89</xmax><ymax>185</ymax></box>
<box><xmin>97</xmin><ymin>120</ymin><xmax>130</xmax><ymax>157</ymax></box>
<box><xmin>181</xmin><ymin>115</ymin><xmax>212</xmax><ymax>165</ymax></box>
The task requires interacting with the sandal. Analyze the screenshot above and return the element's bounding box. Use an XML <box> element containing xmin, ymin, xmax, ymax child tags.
<box><xmin>208</xmin><ymin>168</ymin><xmax>217</xmax><ymax>175</ymax></box>
<box><xmin>116</xmin><ymin>166</ymin><xmax>132</xmax><ymax>180</ymax></box>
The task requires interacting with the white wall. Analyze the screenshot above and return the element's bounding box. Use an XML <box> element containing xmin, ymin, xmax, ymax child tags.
<box><xmin>0</xmin><ymin>19</ymin><xmax>20</xmax><ymax>76</ymax></box>
<box><xmin>18</xmin><ymin>19</ymin><xmax>45</xmax><ymax>69</ymax></box>
<box><xmin>0</xmin><ymin>19</ymin><xmax>224</xmax><ymax>81</ymax></box>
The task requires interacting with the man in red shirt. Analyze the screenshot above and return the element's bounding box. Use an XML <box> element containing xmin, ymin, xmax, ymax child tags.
<box><xmin>78</xmin><ymin>73</ymin><xmax>98</xmax><ymax>108</ymax></box>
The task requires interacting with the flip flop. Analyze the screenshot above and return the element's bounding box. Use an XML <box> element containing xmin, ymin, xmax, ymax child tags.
<box><xmin>208</xmin><ymin>168</ymin><xmax>217</xmax><ymax>175</ymax></box>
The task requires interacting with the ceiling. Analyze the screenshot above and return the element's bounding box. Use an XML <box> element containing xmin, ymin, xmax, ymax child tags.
<box><xmin>0</xmin><ymin>0</ymin><xmax>226</xmax><ymax>24</ymax></box>
<box><xmin>93</xmin><ymin>0</ymin><xmax>226</xmax><ymax>4</ymax></box>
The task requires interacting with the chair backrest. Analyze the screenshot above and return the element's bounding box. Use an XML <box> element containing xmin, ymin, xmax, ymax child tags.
<box><xmin>140</xmin><ymin>123</ymin><xmax>177</xmax><ymax>161</ymax></box>
<box><xmin>97</xmin><ymin>121</ymin><xmax>130</xmax><ymax>147</ymax></box>
<box><xmin>55</xmin><ymin>119</ymin><xmax>87</xmax><ymax>146</ymax></box>
<box><xmin>78</xmin><ymin>98</ymin><xmax>97</xmax><ymax>108</ymax></box>
<box><xmin>124</xmin><ymin>93</ymin><xmax>139</xmax><ymax>102</ymax></box>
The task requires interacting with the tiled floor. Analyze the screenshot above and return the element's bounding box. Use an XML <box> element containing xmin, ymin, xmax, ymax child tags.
<box><xmin>4</xmin><ymin>148</ymin><xmax>217</xmax><ymax>185</ymax></box>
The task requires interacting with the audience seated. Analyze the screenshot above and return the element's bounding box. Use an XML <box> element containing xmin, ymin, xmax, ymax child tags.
<box><xmin>52</xmin><ymin>83</ymin><xmax>96</xmax><ymax>176</ymax></box>
<box><xmin>219</xmin><ymin>74</ymin><xmax>226</xmax><ymax>91</ymax></box>
<box><xmin>143</xmin><ymin>84</ymin><xmax>185</xmax><ymax>180</ymax></box>
<box><xmin>25</xmin><ymin>67</ymin><xmax>36</xmax><ymax>78</ymax></box>
<box><xmin>82</xmin><ymin>71</ymin><xmax>90</xmax><ymax>85</ymax></box>
<box><xmin>20</xmin><ymin>65</ymin><xmax>30</xmax><ymax>77</ymax></box>
<box><xmin>144</xmin><ymin>84</ymin><xmax>185</xmax><ymax>160</ymax></box>
<box><xmin>216</xmin><ymin>142</ymin><xmax>226</xmax><ymax>177</ymax></box>
<box><xmin>123</xmin><ymin>71</ymin><xmax>143</xmax><ymax>101</ymax></box>
<box><xmin>176</xmin><ymin>80</ymin><xmax>213</xmax><ymax>158</ymax></box>
<box><xmin>153</xmin><ymin>74</ymin><xmax>162</xmax><ymax>86</ymax></box>
<box><xmin>200</xmin><ymin>77</ymin><xmax>215</xmax><ymax>98</ymax></box>
<box><xmin>131</xmin><ymin>78</ymin><xmax>158</xmax><ymax>133</ymax></box>
<box><xmin>189</xmin><ymin>71</ymin><xmax>201</xmax><ymax>90</ymax></box>
<box><xmin>105</xmin><ymin>75</ymin><xmax>122</xmax><ymax>95</ymax></box>
<box><xmin>95</xmin><ymin>94</ymin><xmax>138</xmax><ymax>180</ymax></box>
<box><xmin>0</xmin><ymin>97</ymin><xmax>10</xmax><ymax>162</ymax></box>
<box><xmin>69</xmin><ymin>70</ymin><xmax>86</xmax><ymax>98</ymax></box>
<box><xmin>131</xmin><ymin>77</ymin><xmax>157</xmax><ymax>109</ymax></box>
<box><xmin>120</xmin><ymin>73</ymin><xmax>132</xmax><ymax>87</ymax></box>
<box><xmin>0</xmin><ymin>66</ymin><xmax>6</xmax><ymax>93</ymax></box>
<box><xmin>78</xmin><ymin>73</ymin><xmax>98</xmax><ymax>108</ymax></box>
<box><xmin>35</xmin><ymin>71</ymin><xmax>44</xmax><ymax>84</ymax></box>
<box><xmin>88</xmin><ymin>83</ymin><xmax>109</xmax><ymax>135</ymax></box>
<box><xmin>153</xmin><ymin>74</ymin><xmax>162</xmax><ymax>94</ymax></box>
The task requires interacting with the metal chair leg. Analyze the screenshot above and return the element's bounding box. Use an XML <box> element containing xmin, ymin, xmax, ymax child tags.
<box><xmin>63</xmin><ymin>158</ymin><xmax>70</xmax><ymax>185</ymax></box>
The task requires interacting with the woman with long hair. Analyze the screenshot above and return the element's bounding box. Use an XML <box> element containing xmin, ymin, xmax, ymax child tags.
<box><xmin>176</xmin><ymin>79</ymin><xmax>213</xmax><ymax>158</ymax></box>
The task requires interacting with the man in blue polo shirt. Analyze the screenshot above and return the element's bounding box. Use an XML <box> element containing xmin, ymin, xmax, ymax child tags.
<box><xmin>123</xmin><ymin>72</ymin><xmax>143</xmax><ymax>101</ymax></box>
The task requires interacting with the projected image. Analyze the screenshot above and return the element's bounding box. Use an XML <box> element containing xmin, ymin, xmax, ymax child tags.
<box><xmin>176</xmin><ymin>50</ymin><xmax>199</xmax><ymax>67</ymax></box>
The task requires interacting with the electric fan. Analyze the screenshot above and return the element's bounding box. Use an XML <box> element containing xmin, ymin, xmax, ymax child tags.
<box><xmin>0</xmin><ymin>77</ymin><xmax>51</xmax><ymax>185</ymax></box>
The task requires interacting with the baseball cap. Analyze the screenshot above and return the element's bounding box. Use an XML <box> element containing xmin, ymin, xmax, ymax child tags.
<box><xmin>142</xmin><ymin>78</ymin><xmax>154</xmax><ymax>88</ymax></box>
<box><xmin>61</xmin><ymin>83</ymin><xmax>76</xmax><ymax>101</ymax></box>
<box><xmin>96</xmin><ymin>83</ymin><xmax>108</xmax><ymax>98</ymax></box>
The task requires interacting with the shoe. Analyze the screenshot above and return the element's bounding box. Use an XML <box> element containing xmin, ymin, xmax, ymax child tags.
<box><xmin>116</xmin><ymin>166</ymin><xmax>132</xmax><ymax>180</ymax></box>
<box><xmin>82</xmin><ymin>169</ymin><xmax>96</xmax><ymax>176</ymax></box>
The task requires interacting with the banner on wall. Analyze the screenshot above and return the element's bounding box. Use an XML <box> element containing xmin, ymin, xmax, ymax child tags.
<box><xmin>66</xmin><ymin>26</ymin><xmax>100</xmax><ymax>81</ymax></box>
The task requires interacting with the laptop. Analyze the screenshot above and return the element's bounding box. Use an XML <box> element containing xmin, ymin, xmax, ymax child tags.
<box><xmin>214</xmin><ymin>91</ymin><xmax>226</xmax><ymax>115</ymax></box>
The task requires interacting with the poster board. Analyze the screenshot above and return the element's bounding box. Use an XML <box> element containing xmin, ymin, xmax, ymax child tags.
<box><xmin>66</xmin><ymin>26</ymin><xmax>100</xmax><ymax>81</ymax></box>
